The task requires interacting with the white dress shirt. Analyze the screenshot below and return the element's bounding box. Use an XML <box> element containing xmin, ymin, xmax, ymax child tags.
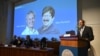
<box><xmin>80</xmin><ymin>26</ymin><xmax>85</xmax><ymax>37</ymax></box>
<box><xmin>21</xmin><ymin>26</ymin><xmax>39</xmax><ymax>35</ymax></box>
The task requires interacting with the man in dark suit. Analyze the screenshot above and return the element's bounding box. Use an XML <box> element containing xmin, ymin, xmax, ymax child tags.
<box><xmin>24</xmin><ymin>35</ymin><xmax>33</xmax><ymax>48</ymax></box>
<box><xmin>78</xmin><ymin>19</ymin><xmax>94</xmax><ymax>56</ymax></box>
<box><xmin>78</xmin><ymin>19</ymin><xmax>94</xmax><ymax>49</ymax></box>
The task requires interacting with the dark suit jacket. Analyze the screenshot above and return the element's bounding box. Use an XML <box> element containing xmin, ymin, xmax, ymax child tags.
<box><xmin>78</xmin><ymin>26</ymin><xmax>94</xmax><ymax>48</ymax></box>
<box><xmin>24</xmin><ymin>39</ymin><xmax>33</xmax><ymax>47</ymax></box>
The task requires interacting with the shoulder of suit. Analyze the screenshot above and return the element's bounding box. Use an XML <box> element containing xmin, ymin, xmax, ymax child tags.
<box><xmin>85</xmin><ymin>26</ymin><xmax>92</xmax><ymax>30</ymax></box>
<box><xmin>85</xmin><ymin>26</ymin><xmax>92</xmax><ymax>28</ymax></box>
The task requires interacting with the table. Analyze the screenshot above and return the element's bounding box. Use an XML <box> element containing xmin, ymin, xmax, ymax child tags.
<box><xmin>0</xmin><ymin>46</ymin><xmax>54</xmax><ymax>56</ymax></box>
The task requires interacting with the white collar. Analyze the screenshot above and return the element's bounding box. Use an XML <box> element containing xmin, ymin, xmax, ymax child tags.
<box><xmin>26</xmin><ymin>26</ymin><xmax>36</xmax><ymax>33</ymax></box>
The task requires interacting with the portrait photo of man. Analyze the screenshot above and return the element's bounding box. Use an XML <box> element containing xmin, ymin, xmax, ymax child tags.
<box><xmin>21</xmin><ymin>11</ymin><xmax>39</xmax><ymax>35</ymax></box>
<box><xmin>38</xmin><ymin>6</ymin><xmax>60</xmax><ymax>34</ymax></box>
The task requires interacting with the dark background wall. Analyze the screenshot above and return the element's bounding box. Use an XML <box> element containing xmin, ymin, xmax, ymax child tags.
<box><xmin>0</xmin><ymin>0</ymin><xmax>8</xmax><ymax>43</ymax></box>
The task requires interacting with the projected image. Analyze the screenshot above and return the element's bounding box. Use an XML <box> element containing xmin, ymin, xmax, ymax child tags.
<box><xmin>38</xmin><ymin>6</ymin><xmax>59</xmax><ymax>34</ymax></box>
<box><xmin>21</xmin><ymin>11</ymin><xmax>39</xmax><ymax>35</ymax></box>
<box><xmin>14</xmin><ymin>0</ymin><xmax>77</xmax><ymax>40</ymax></box>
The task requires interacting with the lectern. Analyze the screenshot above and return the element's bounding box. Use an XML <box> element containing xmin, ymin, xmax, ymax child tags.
<box><xmin>59</xmin><ymin>35</ymin><xmax>88</xmax><ymax>56</ymax></box>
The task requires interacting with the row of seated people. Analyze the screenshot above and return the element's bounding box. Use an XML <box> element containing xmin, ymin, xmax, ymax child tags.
<box><xmin>10</xmin><ymin>35</ymin><xmax>35</xmax><ymax>48</ymax></box>
<box><xmin>2</xmin><ymin>35</ymin><xmax>60</xmax><ymax>56</ymax></box>
<box><xmin>10</xmin><ymin>35</ymin><xmax>47</xmax><ymax>48</ymax></box>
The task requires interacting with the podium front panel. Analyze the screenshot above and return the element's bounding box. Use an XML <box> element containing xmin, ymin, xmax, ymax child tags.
<box><xmin>59</xmin><ymin>46</ymin><xmax>78</xmax><ymax>56</ymax></box>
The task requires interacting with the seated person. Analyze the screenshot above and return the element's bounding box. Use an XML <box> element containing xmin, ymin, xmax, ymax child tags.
<box><xmin>16</xmin><ymin>36</ymin><xmax>23</xmax><ymax>47</ymax></box>
<box><xmin>24</xmin><ymin>35</ymin><xmax>33</xmax><ymax>47</ymax></box>
<box><xmin>10</xmin><ymin>35</ymin><xmax>17</xmax><ymax>45</ymax></box>
<box><xmin>40</xmin><ymin>37</ymin><xmax>47</xmax><ymax>48</ymax></box>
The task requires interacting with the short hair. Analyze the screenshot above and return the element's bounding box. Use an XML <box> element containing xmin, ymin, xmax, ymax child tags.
<box><xmin>78</xmin><ymin>19</ymin><xmax>85</xmax><ymax>24</ymax></box>
<box><xmin>42</xmin><ymin>6</ymin><xmax>55</xmax><ymax>18</ymax></box>
<box><xmin>27</xmin><ymin>11</ymin><xmax>35</xmax><ymax>18</ymax></box>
